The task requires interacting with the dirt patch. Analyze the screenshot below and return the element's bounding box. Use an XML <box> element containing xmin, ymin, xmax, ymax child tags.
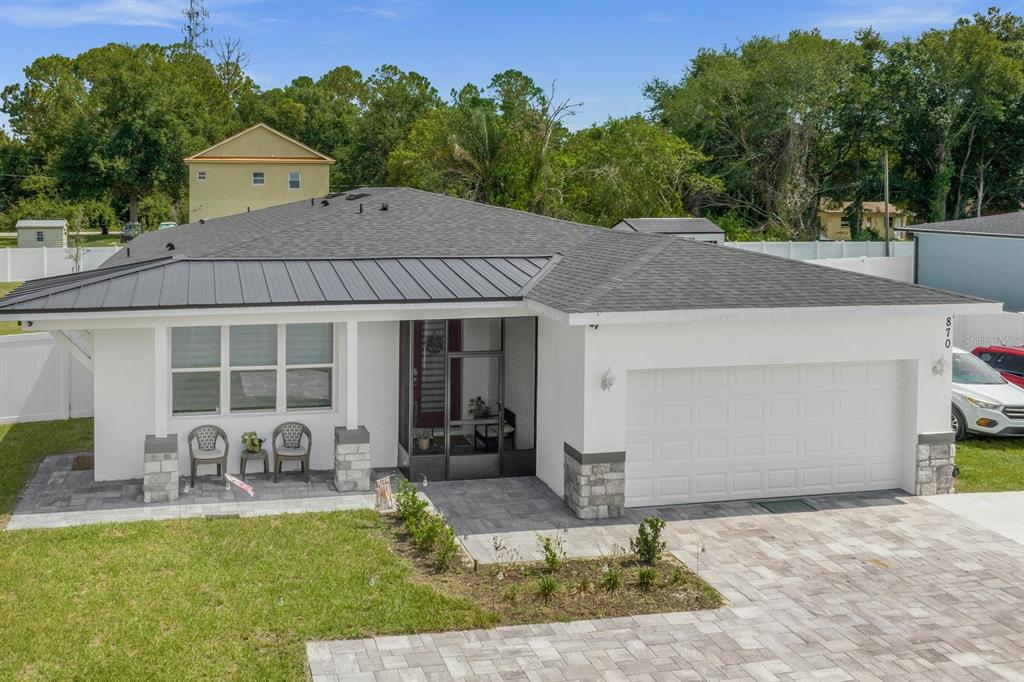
<box><xmin>385</xmin><ymin>517</ymin><xmax>723</xmax><ymax>625</ymax></box>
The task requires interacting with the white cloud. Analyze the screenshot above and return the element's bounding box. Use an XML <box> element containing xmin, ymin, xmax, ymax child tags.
<box><xmin>0</xmin><ymin>0</ymin><xmax>255</xmax><ymax>30</ymax></box>
<box><xmin>816</xmin><ymin>0</ymin><xmax>972</xmax><ymax>33</ymax></box>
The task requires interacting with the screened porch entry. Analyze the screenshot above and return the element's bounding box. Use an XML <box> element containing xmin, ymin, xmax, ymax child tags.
<box><xmin>398</xmin><ymin>317</ymin><xmax>536</xmax><ymax>482</ymax></box>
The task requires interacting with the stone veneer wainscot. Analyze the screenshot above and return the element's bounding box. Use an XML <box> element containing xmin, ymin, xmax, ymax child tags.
<box><xmin>143</xmin><ymin>434</ymin><xmax>179</xmax><ymax>503</ymax></box>
<box><xmin>334</xmin><ymin>426</ymin><xmax>372</xmax><ymax>492</ymax></box>
<box><xmin>916</xmin><ymin>432</ymin><xmax>956</xmax><ymax>495</ymax></box>
<box><xmin>563</xmin><ymin>443</ymin><xmax>625</xmax><ymax>519</ymax></box>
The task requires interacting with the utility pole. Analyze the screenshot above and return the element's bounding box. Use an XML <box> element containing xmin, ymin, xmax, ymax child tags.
<box><xmin>883</xmin><ymin>149</ymin><xmax>891</xmax><ymax>257</ymax></box>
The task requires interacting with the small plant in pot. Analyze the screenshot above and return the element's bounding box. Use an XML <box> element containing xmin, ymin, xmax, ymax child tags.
<box><xmin>468</xmin><ymin>396</ymin><xmax>491</xmax><ymax>418</ymax></box>
<box><xmin>241</xmin><ymin>431</ymin><xmax>264</xmax><ymax>453</ymax></box>
<box><xmin>415</xmin><ymin>430</ymin><xmax>432</xmax><ymax>451</ymax></box>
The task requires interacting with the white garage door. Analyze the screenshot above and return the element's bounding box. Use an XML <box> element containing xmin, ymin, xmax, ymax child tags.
<box><xmin>625</xmin><ymin>361</ymin><xmax>907</xmax><ymax>507</ymax></box>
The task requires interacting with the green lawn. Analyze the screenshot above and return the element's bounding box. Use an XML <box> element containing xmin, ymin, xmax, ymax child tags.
<box><xmin>0</xmin><ymin>512</ymin><xmax>493</xmax><ymax>680</ymax></box>
<box><xmin>0</xmin><ymin>419</ymin><xmax>492</xmax><ymax>680</ymax></box>
<box><xmin>955</xmin><ymin>438</ymin><xmax>1024</xmax><ymax>493</ymax></box>
<box><xmin>0</xmin><ymin>418</ymin><xmax>94</xmax><ymax>516</ymax></box>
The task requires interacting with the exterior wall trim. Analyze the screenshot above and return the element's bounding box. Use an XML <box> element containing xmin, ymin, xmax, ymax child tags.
<box><xmin>563</xmin><ymin>442</ymin><xmax>625</xmax><ymax>465</ymax></box>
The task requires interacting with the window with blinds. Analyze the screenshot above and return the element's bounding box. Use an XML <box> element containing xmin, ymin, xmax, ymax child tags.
<box><xmin>169</xmin><ymin>324</ymin><xmax>334</xmax><ymax>416</ymax></box>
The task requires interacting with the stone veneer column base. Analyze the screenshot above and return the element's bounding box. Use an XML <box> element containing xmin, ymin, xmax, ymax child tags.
<box><xmin>335</xmin><ymin>426</ymin><xmax>372</xmax><ymax>492</ymax></box>
<box><xmin>143</xmin><ymin>434</ymin><xmax>179</xmax><ymax>503</ymax></box>
<box><xmin>916</xmin><ymin>432</ymin><xmax>955</xmax><ymax>495</ymax></box>
<box><xmin>563</xmin><ymin>443</ymin><xmax>625</xmax><ymax>519</ymax></box>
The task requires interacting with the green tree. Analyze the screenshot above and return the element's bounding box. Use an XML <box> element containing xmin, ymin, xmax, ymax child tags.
<box><xmin>546</xmin><ymin>116</ymin><xmax>722</xmax><ymax>227</ymax></box>
<box><xmin>647</xmin><ymin>31</ymin><xmax>881</xmax><ymax>237</ymax></box>
<box><xmin>880</xmin><ymin>9</ymin><xmax>1024</xmax><ymax>221</ymax></box>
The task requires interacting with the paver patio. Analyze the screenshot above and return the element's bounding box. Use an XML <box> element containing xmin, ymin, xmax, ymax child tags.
<box><xmin>6</xmin><ymin>453</ymin><xmax>383</xmax><ymax>530</ymax></box>
<box><xmin>310</xmin><ymin>482</ymin><xmax>1024</xmax><ymax>681</ymax></box>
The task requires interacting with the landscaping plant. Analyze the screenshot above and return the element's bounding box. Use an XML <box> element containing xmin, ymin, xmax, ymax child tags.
<box><xmin>630</xmin><ymin>516</ymin><xmax>667</xmax><ymax>564</ymax></box>
<box><xmin>535</xmin><ymin>573</ymin><xmax>559</xmax><ymax>602</ymax></box>
<box><xmin>536</xmin><ymin>531</ymin><xmax>566</xmax><ymax>572</ymax></box>
<box><xmin>635</xmin><ymin>567</ymin><xmax>659</xmax><ymax>591</ymax></box>
<box><xmin>433</xmin><ymin>521</ymin><xmax>460</xmax><ymax>570</ymax></box>
<box><xmin>600</xmin><ymin>565</ymin><xmax>622</xmax><ymax>592</ymax></box>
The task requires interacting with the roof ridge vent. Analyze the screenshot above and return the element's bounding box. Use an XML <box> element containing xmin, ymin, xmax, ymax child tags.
<box><xmin>345</xmin><ymin>192</ymin><xmax>371</xmax><ymax>201</ymax></box>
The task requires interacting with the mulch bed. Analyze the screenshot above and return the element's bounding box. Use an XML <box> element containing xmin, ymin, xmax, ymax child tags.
<box><xmin>384</xmin><ymin>516</ymin><xmax>723</xmax><ymax>625</ymax></box>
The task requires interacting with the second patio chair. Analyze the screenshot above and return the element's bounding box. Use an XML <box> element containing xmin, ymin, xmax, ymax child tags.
<box><xmin>272</xmin><ymin>422</ymin><xmax>311</xmax><ymax>482</ymax></box>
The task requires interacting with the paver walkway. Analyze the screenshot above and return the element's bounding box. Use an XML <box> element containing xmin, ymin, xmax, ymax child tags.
<box><xmin>308</xmin><ymin>492</ymin><xmax>1024</xmax><ymax>681</ymax></box>
<box><xmin>6</xmin><ymin>453</ymin><xmax>379</xmax><ymax>530</ymax></box>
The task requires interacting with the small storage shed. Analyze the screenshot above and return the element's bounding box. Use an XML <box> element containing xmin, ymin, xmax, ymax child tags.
<box><xmin>16</xmin><ymin>220</ymin><xmax>68</xmax><ymax>248</ymax></box>
<box><xmin>612</xmin><ymin>217</ymin><xmax>726</xmax><ymax>244</ymax></box>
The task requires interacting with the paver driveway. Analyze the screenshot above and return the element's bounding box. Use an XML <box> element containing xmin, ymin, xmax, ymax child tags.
<box><xmin>308</xmin><ymin>491</ymin><xmax>1024</xmax><ymax>681</ymax></box>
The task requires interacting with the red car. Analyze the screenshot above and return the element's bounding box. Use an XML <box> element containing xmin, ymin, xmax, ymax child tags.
<box><xmin>973</xmin><ymin>346</ymin><xmax>1024</xmax><ymax>389</ymax></box>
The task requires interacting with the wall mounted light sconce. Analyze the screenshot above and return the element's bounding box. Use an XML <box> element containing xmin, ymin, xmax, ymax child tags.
<box><xmin>601</xmin><ymin>368</ymin><xmax>616</xmax><ymax>391</ymax></box>
<box><xmin>932</xmin><ymin>356</ymin><xmax>948</xmax><ymax>376</ymax></box>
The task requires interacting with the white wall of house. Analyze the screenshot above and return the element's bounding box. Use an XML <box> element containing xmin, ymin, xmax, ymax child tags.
<box><xmin>93</xmin><ymin>328</ymin><xmax>155</xmax><ymax>481</ymax></box>
<box><xmin>534</xmin><ymin>316</ymin><xmax>585</xmax><ymax>496</ymax></box>
<box><xmin>532</xmin><ymin>309</ymin><xmax>956</xmax><ymax>500</ymax></box>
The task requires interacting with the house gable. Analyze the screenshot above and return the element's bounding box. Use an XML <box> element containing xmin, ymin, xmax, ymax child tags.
<box><xmin>185</xmin><ymin>124</ymin><xmax>333</xmax><ymax>163</ymax></box>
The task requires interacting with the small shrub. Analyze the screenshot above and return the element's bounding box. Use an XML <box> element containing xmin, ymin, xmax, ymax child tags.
<box><xmin>502</xmin><ymin>584</ymin><xmax>519</xmax><ymax>604</ymax></box>
<box><xmin>666</xmin><ymin>567</ymin><xmax>685</xmax><ymax>586</ymax></box>
<box><xmin>433</xmin><ymin>522</ymin><xmax>460</xmax><ymax>570</ymax></box>
<box><xmin>536</xmin><ymin>531</ymin><xmax>566</xmax><ymax>572</ymax></box>
<box><xmin>630</xmin><ymin>516</ymin><xmax>666</xmax><ymax>564</ymax></box>
<box><xmin>536</xmin><ymin>573</ymin><xmax>559</xmax><ymax>602</ymax></box>
<box><xmin>410</xmin><ymin>513</ymin><xmax>445</xmax><ymax>551</ymax></box>
<box><xmin>395</xmin><ymin>479</ymin><xmax>427</xmax><ymax>523</ymax></box>
<box><xmin>635</xmin><ymin>567</ymin><xmax>658</xmax><ymax>591</ymax></box>
<box><xmin>600</xmin><ymin>565</ymin><xmax>622</xmax><ymax>592</ymax></box>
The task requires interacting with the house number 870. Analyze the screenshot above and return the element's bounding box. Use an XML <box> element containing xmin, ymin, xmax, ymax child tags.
<box><xmin>944</xmin><ymin>317</ymin><xmax>952</xmax><ymax>348</ymax></box>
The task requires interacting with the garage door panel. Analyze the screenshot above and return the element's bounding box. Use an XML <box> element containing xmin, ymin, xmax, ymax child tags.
<box><xmin>626</xmin><ymin>361</ymin><xmax>906</xmax><ymax>506</ymax></box>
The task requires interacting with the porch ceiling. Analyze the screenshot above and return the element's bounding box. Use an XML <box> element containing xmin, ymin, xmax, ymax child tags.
<box><xmin>0</xmin><ymin>255</ymin><xmax>554</xmax><ymax>313</ymax></box>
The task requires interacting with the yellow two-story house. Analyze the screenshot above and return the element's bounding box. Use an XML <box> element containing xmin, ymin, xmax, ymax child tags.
<box><xmin>184</xmin><ymin>123</ymin><xmax>334</xmax><ymax>221</ymax></box>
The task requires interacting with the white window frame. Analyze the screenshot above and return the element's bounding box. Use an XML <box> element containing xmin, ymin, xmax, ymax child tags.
<box><xmin>288</xmin><ymin>171</ymin><xmax>301</xmax><ymax>190</ymax></box>
<box><xmin>196</xmin><ymin>170</ymin><xmax>207</xmax><ymax>181</ymax></box>
<box><xmin>252</xmin><ymin>171</ymin><xmax>265</xmax><ymax>186</ymax></box>
<box><xmin>169</xmin><ymin>323</ymin><xmax>336</xmax><ymax>419</ymax></box>
<box><xmin>170</xmin><ymin>326</ymin><xmax>222</xmax><ymax>416</ymax></box>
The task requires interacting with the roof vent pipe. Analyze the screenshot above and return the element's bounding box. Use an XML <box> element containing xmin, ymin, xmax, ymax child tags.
<box><xmin>166</xmin><ymin>243</ymin><xmax>175</xmax><ymax>251</ymax></box>
<box><xmin>358</xmin><ymin>203</ymin><xmax>363</xmax><ymax>214</ymax></box>
<box><xmin>380</xmin><ymin>202</ymin><xmax>388</xmax><ymax>211</ymax></box>
<box><xmin>321</xmin><ymin>199</ymin><xmax>330</xmax><ymax>206</ymax></box>
<box><xmin>310</xmin><ymin>197</ymin><xmax>314</xmax><ymax>206</ymax></box>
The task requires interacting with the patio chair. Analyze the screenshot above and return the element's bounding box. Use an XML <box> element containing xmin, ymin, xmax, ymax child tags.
<box><xmin>187</xmin><ymin>425</ymin><xmax>229</xmax><ymax>487</ymax></box>
<box><xmin>272</xmin><ymin>422</ymin><xmax>311</xmax><ymax>482</ymax></box>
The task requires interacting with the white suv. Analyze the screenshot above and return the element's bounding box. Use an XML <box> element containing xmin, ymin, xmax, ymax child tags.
<box><xmin>951</xmin><ymin>348</ymin><xmax>1024</xmax><ymax>440</ymax></box>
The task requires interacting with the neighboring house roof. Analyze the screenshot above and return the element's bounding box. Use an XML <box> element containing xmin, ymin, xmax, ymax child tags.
<box><xmin>613</xmin><ymin>218</ymin><xmax>724</xmax><ymax>235</ymax></box>
<box><xmin>907</xmin><ymin>212</ymin><xmax>1024</xmax><ymax>239</ymax></box>
<box><xmin>818</xmin><ymin>200</ymin><xmax>908</xmax><ymax>215</ymax></box>
<box><xmin>183</xmin><ymin>123</ymin><xmax>335</xmax><ymax>164</ymax></box>
<box><xmin>16</xmin><ymin>220</ymin><xmax>67</xmax><ymax>228</ymax></box>
<box><xmin>0</xmin><ymin>187</ymin><xmax>987</xmax><ymax>316</ymax></box>
<box><xmin>0</xmin><ymin>255</ymin><xmax>552</xmax><ymax>312</ymax></box>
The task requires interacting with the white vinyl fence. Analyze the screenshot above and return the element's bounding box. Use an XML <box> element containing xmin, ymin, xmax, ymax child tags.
<box><xmin>725</xmin><ymin>241</ymin><xmax>915</xmax><ymax>282</ymax></box>
<box><xmin>0</xmin><ymin>246</ymin><xmax>121</xmax><ymax>282</ymax></box>
<box><xmin>0</xmin><ymin>333</ymin><xmax>93</xmax><ymax>424</ymax></box>
<box><xmin>954</xmin><ymin>311</ymin><xmax>1024</xmax><ymax>349</ymax></box>
<box><xmin>726</xmin><ymin>240</ymin><xmax>915</xmax><ymax>259</ymax></box>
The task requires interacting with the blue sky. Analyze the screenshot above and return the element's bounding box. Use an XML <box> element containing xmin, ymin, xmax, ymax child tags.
<box><xmin>0</xmin><ymin>0</ymin><xmax>998</xmax><ymax>130</ymax></box>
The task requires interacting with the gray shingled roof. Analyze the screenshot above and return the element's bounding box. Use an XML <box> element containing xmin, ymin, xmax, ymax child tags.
<box><xmin>613</xmin><ymin>217</ymin><xmax>723</xmax><ymax>234</ymax></box>
<box><xmin>0</xmin><ymin>187</ymin><xmax>988</xmax><ymax>315</ymax></box>
<box><xmin>908</xmin><ymin>212</ymin><xmax>1024</xmax><ymax>239</ymax></box>
<box><xmin>0</xmin><ymin>255</ymin><xmax>552</xmax><ymax>312</ymax></box>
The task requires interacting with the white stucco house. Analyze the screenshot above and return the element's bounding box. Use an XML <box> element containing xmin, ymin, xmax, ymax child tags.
<box><xmin>0</xmin><ymin>188</ymin><xmax>999</xmax><ymax>517</ymax></box>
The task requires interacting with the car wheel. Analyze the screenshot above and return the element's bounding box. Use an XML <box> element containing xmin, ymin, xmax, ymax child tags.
<box><xmin>951</xmin><ymin>406</ymin><xmax>967</xmax><ymax>441</ymax></box>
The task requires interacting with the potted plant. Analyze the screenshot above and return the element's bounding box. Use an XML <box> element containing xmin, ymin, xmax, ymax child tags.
<box><xmin>469</xmin><ymin>396</ymin><xmax>491</xmax><ymax>418</ymax></box>
<box><xmin>416</xmin><ymin>430</ymin><xmax>431</xmax><ymax>451</ymax></box>
<box><xmin>241</xmin><ymin>431</ymin><xmax>264</xmax><ymax>453</ymax></box>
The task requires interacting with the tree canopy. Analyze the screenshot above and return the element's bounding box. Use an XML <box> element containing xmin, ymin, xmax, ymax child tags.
<box><xmin>1</xmin><ymin>5</ymin><xmax>1021</xmax><ymax>238</ymax></box>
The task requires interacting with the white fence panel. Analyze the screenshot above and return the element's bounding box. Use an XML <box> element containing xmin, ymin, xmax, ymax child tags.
<box><xmin>0</xmin><ymin>246</ymin><xmax>121</xmax><ymax>282</ymax></box>
<box><xmin>954</xmin><ymin>312</ymin><xmax>1024</xmax><ymax>349</ymax></box>
<box><xmin>0</xmin><ymin>332</ymin><xmax>94</xmax><ymax>424</ymax></box>
<box><xmin>812</xmin><ymin>256</ymin><xmax>914</xmax><ymax>282</ymax></box>
<box><xmin>726</xmin><ymin>241</ymin><xmax>914</xmax><ymax>260</ymax></box>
